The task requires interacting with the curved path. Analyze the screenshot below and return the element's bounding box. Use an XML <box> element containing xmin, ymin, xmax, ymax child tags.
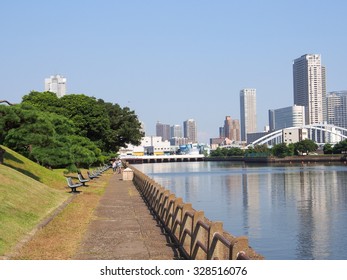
<box><xmin>74</xmin><ymin>172</ymin><xmax>182</xmax><ymax>260</ymax></box>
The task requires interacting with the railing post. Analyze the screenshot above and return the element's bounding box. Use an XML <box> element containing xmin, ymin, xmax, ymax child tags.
<box><xmin>231</xmin><ymin>236</ymin><xmax>249</xmax><ymax>260</ymax></box>
<box><xmin>172</xmin><ymin>197</ymin><xmax>183</xmax><ymax>240</ymax></box>
<box><xmin>208</xmin><ymin>222</ymin><xmax>224</xmax><ymax>260</ymax></box>
<box><xmin>191</xmin><ymin>210</ymin><xmax>206</xmax><ymax>260</ymax></box>
<box><xmin>180</xmin><ymin>203</ymin><xmax>193</xmax><ymax>255</ymax></box>
<box><xmin>165</xmin><ymin>194</ymin><xmax>176</xmax><ymax>229</ymax></box>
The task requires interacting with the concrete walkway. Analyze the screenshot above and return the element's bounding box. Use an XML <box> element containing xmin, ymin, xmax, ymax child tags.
<box><xmin>74</xmin><ymin>172</ymin><xmax>182</xmax><ymax>260</ymax></box>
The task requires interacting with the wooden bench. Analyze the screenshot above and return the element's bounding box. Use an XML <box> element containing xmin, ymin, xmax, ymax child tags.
<box><xmin>66</xmin><ymin>177</ymin><xmax>82</xmax><ymax>193</ymax></box>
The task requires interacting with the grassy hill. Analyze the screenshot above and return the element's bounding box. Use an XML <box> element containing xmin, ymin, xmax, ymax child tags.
<box><xmin>0</xmin><ymin>146</ymin><xmax>69</xmax><ymax>256</ymax></box>
<box><xmin>1</xmin><ymin>145</ymin><xmax>67</xmax><ymax>189</ymax></box>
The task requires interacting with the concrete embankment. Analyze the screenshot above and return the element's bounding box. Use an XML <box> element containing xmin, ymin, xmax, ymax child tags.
<box><xmin>129</xmin><ymin>166</ymin><xmax>264</xmax><ymax>260</ymax></box>
<box><xmin>75</xmin><ymin>168</ymin><xmax>263</xmax><ymax>260</ymax></box>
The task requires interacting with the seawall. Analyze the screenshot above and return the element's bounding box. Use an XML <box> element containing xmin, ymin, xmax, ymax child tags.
<box><xmin>128</xmin><ymin>165</ymin><xmax>264</xmax><ymax>260</ymax></box>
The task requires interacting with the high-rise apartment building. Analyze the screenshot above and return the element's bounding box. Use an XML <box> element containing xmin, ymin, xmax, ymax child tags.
<box><xmin>44</xmin><ymin>74</ymin><xmax>67</xmax><ymax>98</ymax></box>
<box><xmin>183</xmin><ymin>119</ymin><xmax>197</xmax><ymax>143</ymax></box>
<box><xmin>268</xmin><ymin>105</ymin><xmax>305</xmax><ymax>131</ymax></box>
<box><xmin>156</xmin><ymin>121</ymin><xmax>171</xmax><ymax>141</ymax></box>
<box><xmin>240</xmin><ymin>88</ymin><xmax>257</xmax><ymax>142</ymax></box>
<box><xmin>171</xmin><ymin>124</ymin><xmax>183</xmax><ymax>138</ymax></box>
<box><xmin>293</xmin><ymin>54</ymin><xmax>326</xmax><ymax>125</ymax></box>
<box><xmin>326</xmin><ymin>91</ymin><xmax>347</xmax><ymax>128</ymax></box>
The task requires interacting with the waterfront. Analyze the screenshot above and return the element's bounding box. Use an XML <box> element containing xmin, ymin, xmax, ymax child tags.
<box><xmin>136</xmin><ymin>161</ymin><xmax>347</xmax><ymax>260</ymax></box>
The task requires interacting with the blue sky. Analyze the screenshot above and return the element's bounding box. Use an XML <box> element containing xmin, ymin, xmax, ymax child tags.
<box><xmin>1</xmin><ymin>0</ymin><xmax>347</xmax><ymax>143</ymax></box>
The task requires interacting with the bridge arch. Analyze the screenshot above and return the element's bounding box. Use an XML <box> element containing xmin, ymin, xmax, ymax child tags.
<box><xmin>248</xmin><ymin>124</ymin><xmax>347</xmax><ymax>147</ymax></box>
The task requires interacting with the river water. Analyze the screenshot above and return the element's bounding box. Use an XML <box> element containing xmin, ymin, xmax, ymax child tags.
<box><xmin>136</xmin><ymin>161</ymin><xmax>347</xmax><ymax>260</ymax></box>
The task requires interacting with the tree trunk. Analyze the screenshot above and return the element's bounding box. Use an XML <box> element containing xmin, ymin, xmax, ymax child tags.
<box><xmin>0</xmin><ymin>147</ymin><xmax>5</xmax><ymax>164</ymax></box>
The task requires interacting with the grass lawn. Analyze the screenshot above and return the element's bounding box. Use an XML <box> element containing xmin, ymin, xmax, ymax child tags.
<box><xmin>13</xmin><ymin>171</ymin><xmax>111</xmax><ymax>259</ymax></box>
<box><xmin>1</xmin><ymin>145</ymin><xmax>67</xmax><ymax>190</ymax></box>
<box><xmin>0</xmin><ymin>145</ymin><xmax>112</xmax><ymax>259</ymax></box>
<box><xmin>0</xmin><ymin>164</ymin><xmax>68</xmax><ymax>256</ymax></box>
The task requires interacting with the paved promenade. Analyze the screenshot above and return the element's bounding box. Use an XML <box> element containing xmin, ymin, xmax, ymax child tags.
<box><xmin>74</xmin><ymin>172</ymin><xmax>182</xmax><ymax>260</ymax></box>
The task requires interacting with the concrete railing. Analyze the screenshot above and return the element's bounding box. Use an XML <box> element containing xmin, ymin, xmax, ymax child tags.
<box><xmin>129</xmin><ymin>165</ymin><xmax>264</xmax><ymax>260</ymax></box>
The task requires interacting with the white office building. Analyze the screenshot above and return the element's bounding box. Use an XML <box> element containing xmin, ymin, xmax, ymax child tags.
<box><xmin>240</xmin><ymin>88</ymin><xmax>257</xmax><ymax>142</ymax></box>
<box><xmin>44</xmin><ymin>74</ymin><xmax>67</xmax><ymax>98</ymax></box>
<box><xmin>326</xmin><ymin>91</ymin><xmax>347</xmax><ymax>128</ymax></box>
<box><xmin>282</xmin><ymin>128</ymin><xmax>308</xmax><ymax>145</ymax></box>
<box><xmin>269</xmin><ymin>105</ymin><xmax>305</xmax><ymax>131</ymax></box>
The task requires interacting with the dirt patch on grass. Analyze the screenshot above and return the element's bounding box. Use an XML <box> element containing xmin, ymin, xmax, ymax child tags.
<box><xmin>11</xmin><ymin>172</ymin><xmax>112</xmax><ymax>260</ymax></box>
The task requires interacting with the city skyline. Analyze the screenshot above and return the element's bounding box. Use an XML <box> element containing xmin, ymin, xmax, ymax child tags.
<box><xmin>1</xmin><ymin>1</ymin><xmax>347</xmax><ymax>143</ymax></box>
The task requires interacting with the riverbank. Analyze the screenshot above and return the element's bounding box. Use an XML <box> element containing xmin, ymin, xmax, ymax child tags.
<box><xmin>125</xmin><ymin>154</ymin><xmax>346</xmax><ymax>164</ymax></box>
<box><xmin>208</xmin><ymin>155</ymin><xmax>345</xmax><ymax>163</ymax></box>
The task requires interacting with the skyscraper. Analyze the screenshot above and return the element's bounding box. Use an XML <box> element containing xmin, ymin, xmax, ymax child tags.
<box><xmin>223</xmin><ymin>116</ymin><xmax>240</xmax><ymax>142</ymax></box>
<box><xmin>326</xmin><ymin>91</ymin><xmax>347</xmax><ymax>128</ymax></box>
<box><xmin>293</xmin><ymin>54</ymin><xmax>326</xmax><ymax>125</ymax></box>
<box><xmin>171</xmin><ymin>124</ymin><xmax>183</xmax><ymax>138</ymax></box>
<box><xmin>156</xmin><ymin>121</ymin><xmax>171</xmax><ymax>141</ymax></box>
<box><xmin>240</xmin><ymin>88</ymin><xmax>257</xmax><ymax>142</ymax></box>
<box><xmin>183</xmin><ymin>119</ymin><xmax>197</xmax><ymax>143</ymax></box>
<box><xmin>44</xmin><ymin>74</ymin><xmax>67</xmax><ymax>98</ymax></box>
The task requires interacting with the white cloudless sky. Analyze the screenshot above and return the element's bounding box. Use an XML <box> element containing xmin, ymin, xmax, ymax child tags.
<box><xmin>1</xmin><ymin>0</ymin><xmax>347</xmax><ymax>143</ymax></box>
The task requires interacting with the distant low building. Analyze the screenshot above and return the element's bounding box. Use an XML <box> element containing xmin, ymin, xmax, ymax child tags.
<box><xmin>119</xmin><ymin>136</ymin><xmax>172</xmax><ymax>156</ymax></box>
<box><xmin>170</xmin><ymin>137</ymin><xmax>189</xmax><ymax>146</ymax></box>
<box><xmin>209</xmin><ymin>137</ymin><xmax>233</xmax><ymax>150</ymax></box>
<box><xmin>282</xmin><ymin>128</ymin><xmax>308</xmax><ymax>144</ymax></box>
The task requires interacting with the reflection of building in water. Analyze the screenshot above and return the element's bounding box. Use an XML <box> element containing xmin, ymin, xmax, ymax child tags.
<box><xmin>284</xmin><ymin>168</ymin><xmax>335</xmax><ymax>259</ymax></box>
<box><xmin>240</xmin><ymin>173</ymin><xmax>261</xmax><ymax>238</ymax></box>
<box><xmin>137</xmin><ymin>162</ymin><xmax>347</xmax><ymax>259</ymax></box>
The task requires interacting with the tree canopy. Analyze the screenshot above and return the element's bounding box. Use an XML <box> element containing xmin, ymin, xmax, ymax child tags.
<box><xmin>293</xmin><ymin>139</ymin><xmax>318</xmax><ymax>155</ymax></box>
<box><xmin>21</xmin><ymin>91</ymin><xmax>143</xmax><ymax>152</ymax></box>
<box><xmin>0</xmin><ymin>91</ymin><xmax>144</xmax><ymax>169</ymax></box>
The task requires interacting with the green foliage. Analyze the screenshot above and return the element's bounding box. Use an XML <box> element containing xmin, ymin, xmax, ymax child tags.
<box><xmin>323</xmin><ymin>143</ymin><xmax>333</xmax><ymax>154</ymax></box>
<box><xmin>332</xmin><ymin>140</ymin><xmax>347</xmax><ymax>154</ymax></box>
<box><xmin>271</xmin><ymin>143</ymin><xmax>294</xmax><ymax>158</ymax></box>
<box><xmin>293</xmin><ymin>139</ymin><xmax>318</xmax><ymax>155</ymax></box>
<box><xmin>22</xmin><ymin>92</ymin><xmax>144</xmax><ymax>152</ymax></box>
<box><xmin>1</xmin><ymin>91</ymin><xmax>143</xmax><ymax>169</ymax></box>
<box><xmin>0</xmin><ymin>104</ymin><xmax>100</xmax><ymax>168</ymax></box>
<box><xmin>245</xmin><ymin>144</ymin><xmax>271</xmax><ymax>157</ymax></box>
<box><xmin>210</xmin><ymin>147</ymin><xmax>244</xmax><ymax>157</ymax></box>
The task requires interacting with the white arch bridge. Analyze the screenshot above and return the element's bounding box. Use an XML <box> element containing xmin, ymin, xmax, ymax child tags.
<box><xmin>249</xmin><ymin>124</ymin><xmax>347</xmax><ymax>147</ymax></box>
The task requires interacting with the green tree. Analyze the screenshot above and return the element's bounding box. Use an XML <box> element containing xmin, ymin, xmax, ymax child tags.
<box><xmin>99</xmin><ymin>100</ymin><xmax>143</xmax><ymax>151</ymax></box>
<box><xmin>253</xmin><ymin>144</ymin><xmax>270</xmax><ymax>154</ymax></box>
<box><xmin>293</xmin><ymin>139</ymin><xmax>318</xmax><ymax>155</ymax></box>
<box><xmin>323</xmin><ymin>143</ymin><xmax>333</xmax><ymax>154</ymax></box>
<box><xmin>332</xmin><ymin>140</ymin><xmax>347</xmax><ymax>154</ymax></box>
<box><xmin>272</xmin><ymin>143</ymin><xmax>292</xmax><ymax>158</ymax></box>
<box><xmin>3</xmin><ymin>107</ymin><xmax>55</xmax><ymax>156</ymax></box>
<box><xmin>22</xmin><ymin>92</ymin><xmax>144</xmax><ymax>153</ymax></box>
<box><xmin>0</xmin><ymin>104</ymin><xmax>102</xmax><ymax>168</ymax></box>
<box><xmin>210</xmin><ymin>147</ymin><xmax>244</xmax><ymax>157</ymax></box>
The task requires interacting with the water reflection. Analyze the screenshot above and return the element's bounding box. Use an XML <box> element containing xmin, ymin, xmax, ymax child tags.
<box><xmin>137</xmin><ymin>162</ymin><xmax>347</xmax><ymax>260</ymax></box>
